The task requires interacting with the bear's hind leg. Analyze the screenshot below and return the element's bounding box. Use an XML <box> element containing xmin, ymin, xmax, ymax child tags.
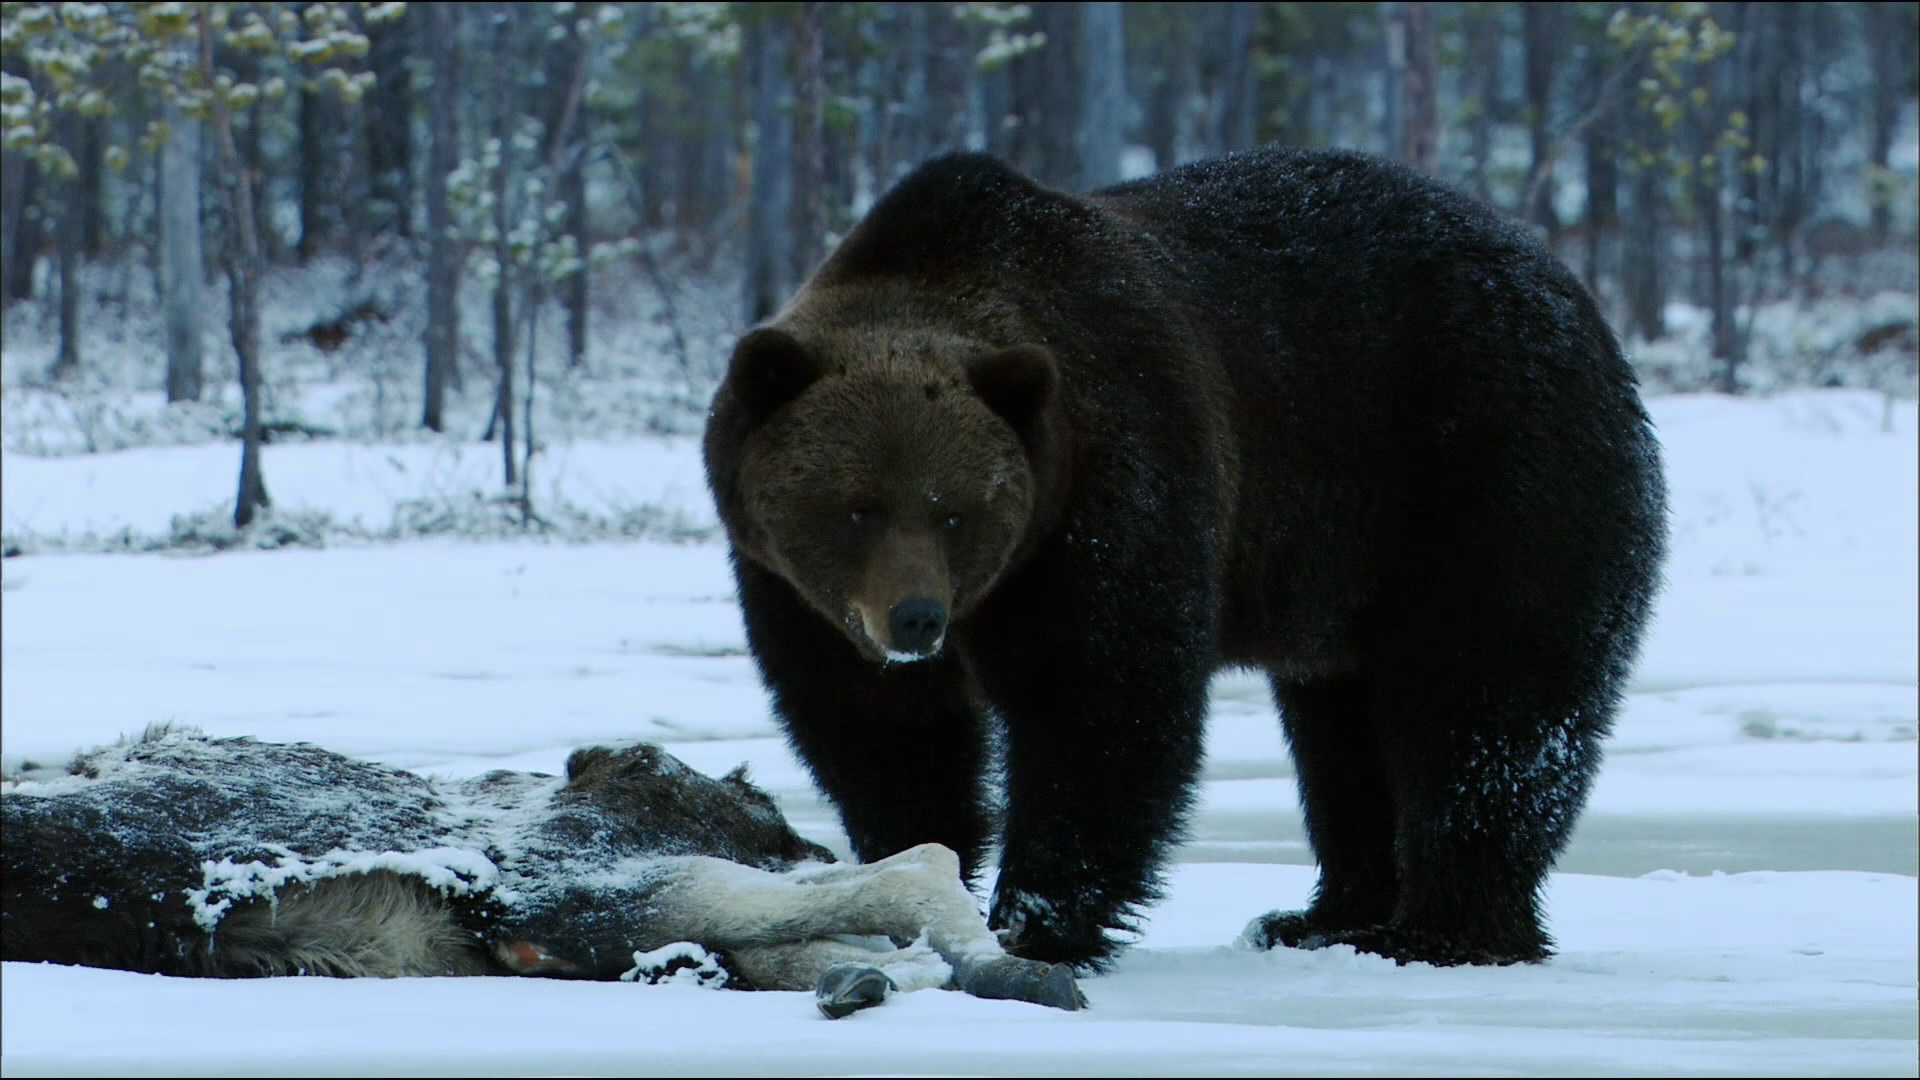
<box><xmin>1355</xmin><ymin>657</ymin><xmax>1611</xmax><ymax>967</ymax></box>
<box><xmin>1242</xmin><ymin>674</ymin><xmax>1400</xmax><ymax>952</ymax></box>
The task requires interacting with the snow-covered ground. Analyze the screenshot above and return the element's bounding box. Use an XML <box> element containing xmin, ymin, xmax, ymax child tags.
<box><xmin>1</xmin><ymin>389</ymin><xmax>1915</xmax><ymax>1076</ymax></box>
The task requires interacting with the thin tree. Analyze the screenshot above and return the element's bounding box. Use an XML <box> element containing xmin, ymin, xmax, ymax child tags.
<box><xmin>1581</xmin><ymin>62</ymin><xmax>1618</xmax><ymax>298</ymax></box>
<box><xmin>1864</xmin><ymin>1</ymin><xmax>1919</xmax><ymax>247</ymax></box>
<box><xmin>1008</xmin><ymin>0</ymin><xmax>1082</xmax><ymax>186</ymax></box>
<box><xmin>1522</xmin><ymin>3</ymin><xmax>1561</xmax><ymax>248</ymax></box>
<box><xmin>1400</xmin><ymin>2</ymin><xmax>1438</xmax><ymax>174</ymax></box>
<box><xmin>160</xmin><ymin>98</ymin><xmax>205</xmax><ymax>403</ymax></box>
<box><xmin>422</xmin><ymin>2</ymin><xmax>462</xmax><ymax>432</ymax></box>
<box><xmin>1080</xmin><ymin>1</ymin><xmax>1125</xmax><ymax>189</ymax></box>
<box><xmin>790</xmin><ymin>2</ymin><xmax>828</xmax><ymax>285</ymax></box>
<box><xmin>1692</xmin><ymin>11</ymin><xmax>1742</xmax><ymax>392</ymax></box>
<box><xmin>1215</xmin><ymin>1</ymin><xmax>1259</xmax><ymax>156</ymax></box>
<box><xmin>50</xmin><ymin>109</ymin><xmax>80</xmax><ymax>379</ymax></box>
<box><xmin>76</xmin><ymin>113</ymin><xmax>106</xmax><ymax>257</ymax></box>
<box><xmin>926</xmin><ymin>3</ymin><xmax>974</xmax><ymax>157</ymax></box>
<box><xmin>196</xmin><ymin>13</ymin><xmax>269</xmax><ymax>527</ymax></box>
<box><xmin>743</xmin><ymin>12</ymin><xmax>793</xmax><ymax>324</ymax></box>
<box><xmin>1140</xmin><ymin>3</ymin><xmax>1199</xmax><ymax>171</ymax></box>
<box><xmin>543</xmin><ymin>1</ymin><xmax>594</xmax><ymax>371</ymax></box>
<box><xmin>362</xmin><ymin>2</ymin><xmax>413</xmax><ymax>240</ymax></box>
<box><xmin>294</xmin><ymin>13</ymin><xmax>330</xmax><ymax>264</ymax></box>
<box><xmin>488</xmin><ymin>6</ymin><xmax>518</xmax><ymax>489</ymax></box>
<box><xmin>0</xmin><ymin>145</ymin><xmax>40</xmax><ymax>304</ymax></box>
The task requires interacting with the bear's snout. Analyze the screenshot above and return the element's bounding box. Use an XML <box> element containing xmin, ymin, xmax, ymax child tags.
<box><xmin>887</xmin><ymin>597</ymin><xmax>948</xmax><ymax>658</ymax></box>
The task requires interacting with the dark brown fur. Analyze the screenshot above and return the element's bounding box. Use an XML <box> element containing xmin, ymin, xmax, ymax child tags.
<box><xmin>704</xmin><ymin>146</ymin><xmax>1667</xmax><ymax>970</ymax></box>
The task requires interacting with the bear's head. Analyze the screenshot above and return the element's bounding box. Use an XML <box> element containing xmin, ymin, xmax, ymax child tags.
<box><xmin>705</xmin><ymin>321</ymin><xmax>1060</xmax><ymax>665</ymax></box>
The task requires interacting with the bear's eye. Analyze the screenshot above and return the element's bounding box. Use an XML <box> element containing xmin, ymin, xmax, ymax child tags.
<box><xmin>940</xmin><ymin>513</ymin><xmax>963</xmax><ymax>533</ymax></box>
<box><xmin>848</xmin><ymin>506</ymin><xmax>883</xmax><ymax>527</ymax></box>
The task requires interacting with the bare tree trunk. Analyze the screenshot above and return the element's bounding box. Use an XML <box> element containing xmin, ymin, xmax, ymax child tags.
<box><xmin>1399</xmin><ymin>2</ymin><xmax>1438</xmax><ymax>173</ymax></box>
<box><xmin>1080</xmin><ymin>1</ymin><xmax>1126</xmax><ymax>188</ymax></box>
<box><xmin>1772</xmin><ymin>2</ymin><xmax>1806</xmax><ymax>286</ymax></box>
<box><xmin>1010</xmin><ymin>0</ymin><xmax>1082</xmax><ymax>186</ymax></box>
<box><xmin>744</xmin><ymin>15</ymin><xmax>793</xmax><ymax>324</ymax></box>
<box><xmin>980</xmin><ymin>53</ymin><xmax>1016</xmax><ymax>161</ymax></box>
<box><xmin>295</xmin><ymin>0</ymin><xmax>330</xmax><ymax>263</ymax></box>
<box><xmin>3</xmin><ymin>151</ymin><xmax>42</xmax><ymax>303</ymax></box>
<box><xmin>1864</xmin><ymin>0</ymin><xmax>1909</xmax><ymax>247</ymax></box>
<box><xmin>543</xmin><ymin>8</ymin><xmax>593</xmax><ymax>370</ymax></box>
<box><xmin>675</xmin><ymin>50</ymin><xmax>731</xmax><ymax>242</ymax></box>
<box><xmin>1381</xmin><ymin>1</ymin><xmax>1405</xmax><ymax>160</ymax></box>
<box><xmin>0</xmin><ymin>150</ymin><xmax>23</xmax><ymax>322</ymax></box>
<box><xmin>1465</xmin><ymin>4</ymin><xmax>1500</xmax><ymax>201</ymax></box>
<box><xmin>1216</xmin><ymin>1</ymin><xmax>1257</xmax><ymax>155</ymax></box>
<box><xmin>864</xmin><ymin>4</ymin><xmax>905</xmax><ymax>189</ymax></box>
<box><xmin>1703</xmin><ymin>166</ymin><xmax>1736</xmax><ymax>390</ymax></box>
<box><xmin>51</xmin><ymin>112</ymin><xmax>80</xmax><ymax>380</ymax></box>
<box><xmin>230</xmin><ymin>49</ymin><xmax>278</xmax><ymax>267</ymax></box>
<box><xmin>78</xmin><ymin>116</ymin><xmax>105</xmax><ymax>257</ymax></box>
<box><xmin>491</xmin><ymin>6</ymin><xmax>517</xmax><ymax>487</ymax></box>
<box><xmin>161</xmin><ymin>101</ymin><xmax>205</xmax><ymax>403</ymax></box>
<box><xmin>818</xmin><ymin>15</ymin><xmax>857</xmax><ymax>236</ymax></box>
<box><xmin>1695</xmin><ymin>33</ymin><xmax>1740</xmax><ymax>392</ymax></box>
<box><xmin>560</xmin><ymin>158</ymin><xmax>587</xmax><ymax>368</ymax></box>
<box><xmin>1583</xmin><ymin>53</ymin><xmax>1618</xmax><ymax>299</ymax></box>
<box><xmin>296</xmin><ymin>55</ymin><xmax>325</xmax><ymax>263</ymax></box>
<box><xmin>926</xmin><ymin>3</ymin><xmax>972</xmax><ymax>156</ymax></box>
<box><xmin>790</xmin><ymin>2</ymin><xmax>828</xmax><ymax>284</ymax></box>
<box><xmin>1144</xmin><ymin>11</ymin><xmax>1196</xmax><ymax>171</ymax></box>
<box><xmin>422</xmin><ymin>2</ymin><xmax>461</xmax><ymax>432</ymax></box>
<box><xmin>1522</xmin><ymin>3</ymin><xmax>1560</xmax><ymax>246</ymax></box>
<box><xmin>200</xmin><ymin>15</ymin><xmax>271</xmax><ymax>529</ymax></box>
<box><xmin>522</xmin><ymin>283</ymin><xmax>538</xmax><ymax>526</ymax></box>
<box><xmin>364</xmin><ymin>2</ymin><xmax>413</xmax><ymax>239</ymax></box>
<box><xmin>1735</xmin><ymin>5</ymin><xmax>1770</xmax><ymax>270</ymax></box>
<box><xmin>493</xmin><ymin>251</ymin><xmax>515</xmax><ymax>493</ymax></box>
<box><xmin>53</xmin><ymin>198</ymin><xmax>79</xmax><ymax>377</ymax></box>
<box><xmin>1624</xmin><ymin>164</ymin><xmax>1664</xmax><ymax>342</ymax></box>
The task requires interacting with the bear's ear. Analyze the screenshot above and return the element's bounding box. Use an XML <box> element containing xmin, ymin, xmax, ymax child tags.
<box><xmin>966</xmin><ymin>344</ymin><xmax>1057</xmax><ymax>435</ymax></box>
<box><xmin>728</xmin><ymin>327</ymin><xmax>828</xmax><ymax>422</ymax></box>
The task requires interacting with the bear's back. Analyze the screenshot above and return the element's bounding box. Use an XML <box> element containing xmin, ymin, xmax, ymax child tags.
<box><xmin>1092</xmin><ymin>145</ymin><xmax>1617</xmax><ymax>388</ymax></box>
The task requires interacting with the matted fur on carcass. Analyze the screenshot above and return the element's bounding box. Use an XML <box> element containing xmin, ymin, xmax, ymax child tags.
<box><xmin>1</xmin><ymin>726</ymin><xmax>1083</xmax><ymax>1018</ymax></box>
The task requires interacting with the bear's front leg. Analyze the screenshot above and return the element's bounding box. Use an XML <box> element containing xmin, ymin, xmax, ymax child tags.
<box><xmin>968</xmin><ymin>558</ymin><xmax>1213</xmax><ymax>971</ymax></box>
<box><xmin>733</xmin><ymin>558</ymin><xmax>995</xmax><ymax>877</ymax></box>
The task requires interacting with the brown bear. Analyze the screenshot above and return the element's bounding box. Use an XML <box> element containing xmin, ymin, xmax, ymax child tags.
<box><xmin>702</xmin><ymin>145</ymin><xmax>1668</xmax><ymax>971</ymax></box>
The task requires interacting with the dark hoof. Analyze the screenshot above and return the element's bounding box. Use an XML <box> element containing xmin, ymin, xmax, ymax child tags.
<box><xmin>1039</xmin><ymin>963</ymin><xmax>1088</xmax><ymax>1012</ymax></box>
<box><xmin>958</xmin><ymin>956</ymin><xmax>1089</xmax><ymax>1011</ymax></box>
<box><xmin>815</xmin><ymin>963</ymin><xmax>895</xmax><ymax>1020</ymax></box>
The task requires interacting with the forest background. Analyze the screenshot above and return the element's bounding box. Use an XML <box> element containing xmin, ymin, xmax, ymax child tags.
<box><xmin>1</xmin><ymin>0</ymin><xmax>1914</xmax><ymax>542</ymax></box>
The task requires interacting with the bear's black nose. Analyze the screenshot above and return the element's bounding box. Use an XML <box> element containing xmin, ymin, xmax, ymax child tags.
<box><xmin>888</xmin><ymin>597</ymin><xmax>948</xmax><ymax>655</ymax></box>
